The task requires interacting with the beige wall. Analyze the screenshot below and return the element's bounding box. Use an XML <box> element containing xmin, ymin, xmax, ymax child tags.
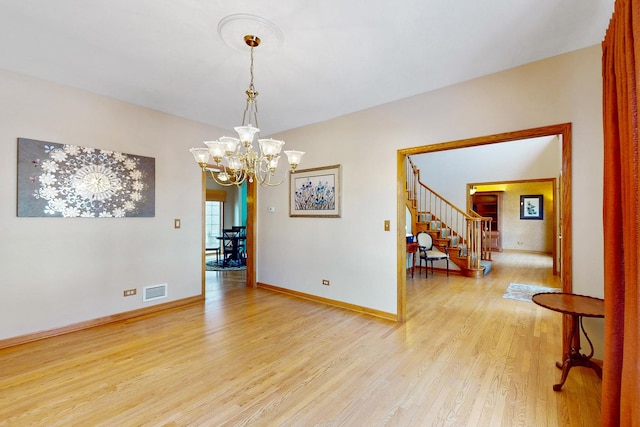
<box><xmin>0</xmin><ymin>69</ymin><xmax>221</xmax><ymax>340</ymax></box>
<box><xmin>262</xmin><ymin>45</ymin><xmax>605</xmax><ymax>357</ymax></box>
<box><xmin>501</xmin><ymin>182</ymin><xmax>554</xmax><ymax>252</ymax></box>
<box><xmin>414</xmin><ymin>135</ymin><xmax>560</xmax><ymax>211</ymax></box>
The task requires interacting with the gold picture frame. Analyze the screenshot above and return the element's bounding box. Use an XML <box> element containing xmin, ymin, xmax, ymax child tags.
<box><xmin>289</xmin><ymin>164</ymin><xmax>341</xmax><ymax>218</ymax></box>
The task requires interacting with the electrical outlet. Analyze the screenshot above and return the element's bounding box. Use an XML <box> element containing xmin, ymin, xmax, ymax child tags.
<box><xmin>322</xmin><ymin>279</ymin><xmax>330</xmax><ymax>286</ymax></box>
<box><xmin>123</xmin><ymin>289</ymin><xmax>137</xmax><ymax>297</ymax></box>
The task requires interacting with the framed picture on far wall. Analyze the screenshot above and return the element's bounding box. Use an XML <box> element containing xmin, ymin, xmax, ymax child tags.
<box><xmin>289</xmin><ymin>164</ymin><xmax>341</xmax><ymax>217</ymax></box>
<box><xmin>520</xmin><ymin>194</ymin><xmax>543</xmax><ymax>220</ymax></box>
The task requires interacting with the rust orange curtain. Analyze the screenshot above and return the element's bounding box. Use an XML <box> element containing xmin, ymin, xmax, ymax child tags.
<box><xmin>601</xmin><ymin>0</ymin><xmax>640</xmax><ymax>425</ymax></box>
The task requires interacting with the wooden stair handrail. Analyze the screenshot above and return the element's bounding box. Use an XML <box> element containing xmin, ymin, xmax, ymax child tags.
<box><xmin>405</xmin><ymin>156</ymin><xmax>492</xmax><ymax>273</ymax></box>
<box><xmin>407</xmin><ymin>157</ymin><xmax>471</xmax><ymax>220</ymax></box>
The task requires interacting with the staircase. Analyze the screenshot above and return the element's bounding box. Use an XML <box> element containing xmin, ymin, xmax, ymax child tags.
<box><xmin>405</xmin><ymin>157</ymin><xmax>493</xmax><ymax>278</ymax></box>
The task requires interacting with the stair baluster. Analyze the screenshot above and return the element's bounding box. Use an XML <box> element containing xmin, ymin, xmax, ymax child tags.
<box><xmin>405</xmin><ymin>156</ymin><xmax>491</xmax><ymax>277</ymax></box>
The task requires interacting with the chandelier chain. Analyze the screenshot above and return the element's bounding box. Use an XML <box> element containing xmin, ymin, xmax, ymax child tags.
<box><xmin>242</xmin><ymin>46</ymin><xmax>259</xmax><ymax>129</ymax></box>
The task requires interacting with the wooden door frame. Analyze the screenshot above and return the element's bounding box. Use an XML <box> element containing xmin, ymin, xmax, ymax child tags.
<box><xmin>245</xmin><ymin>181</ymin><xmax>257</xmax><ymax>288</ymax></box>
<box><xmin>396</xmin><ymin>123</ymin><xmax>572</xmax><ymax>324</ymax></box>
<box><xmin>200</xmin><ymin>177</ymin><xmax>257</xmax><ymax>294</ymax></box>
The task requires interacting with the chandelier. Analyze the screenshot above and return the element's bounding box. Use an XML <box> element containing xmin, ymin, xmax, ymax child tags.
<box><xmin>190</xmin><ymin>34</ymin><xmax>304</xmax><ymax>186</ymax></box>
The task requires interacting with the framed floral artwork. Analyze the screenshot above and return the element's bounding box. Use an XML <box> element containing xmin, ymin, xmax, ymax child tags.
<box><xmin>17</xmin><ymin>138</ymin><xmax>155</xmax><ymax>217</ymax></box>
<box><xmin>289</xmin><ymin>164</ymin><xmax>341</xmax><ymax>217</ymax></box>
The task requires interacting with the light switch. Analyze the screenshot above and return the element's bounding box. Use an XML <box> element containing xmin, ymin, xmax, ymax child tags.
<box><xmin>384</xmin><ymin>220</ymin><xmax>390</xmax><ymax>231</ymax></box>
<box><xmin>174</xmin><ymin>219</ymin><xmax>181</xmax><ymax>229</ymax></box>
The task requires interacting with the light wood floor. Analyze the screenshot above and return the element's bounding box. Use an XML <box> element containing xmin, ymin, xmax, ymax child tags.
<box><xmin>0</xmin><ymin>251</ymin><xmax>601</xmax><ymax>426</ymax></box>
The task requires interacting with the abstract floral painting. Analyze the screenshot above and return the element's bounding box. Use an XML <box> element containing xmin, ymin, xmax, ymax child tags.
<box><xmin>289</xmin><ymin>164</ymin><xmax>341</xmax><ymax>217</ymax></box>
<box><xmin>17</xmin><ymin>138</ymin><xmax>155</xmax><ymax>217</ymax></box>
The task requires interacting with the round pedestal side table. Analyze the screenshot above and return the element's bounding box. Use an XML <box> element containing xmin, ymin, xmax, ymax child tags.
<box><xmin>532</xmin><ymin>292</ymin><xmax>604</xmax><ymax>391</ymax></box>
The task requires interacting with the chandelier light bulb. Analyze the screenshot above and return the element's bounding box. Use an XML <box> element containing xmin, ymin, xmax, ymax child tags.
<box><xmin>189</xmin><ymin>147</ymin><xmax>210</xmax><ymax>169</ymax></box>
<box><xmin>259</xmin><ymin>138</ymin><xmax>284</xmax><ymax>157</ymax></box>
<box><xmin>268</xmin><ymin>156</ymin><xmax>280</xmax><ymax>170</ymax></box>
<box><xmin>234</xmin><ymin>124</ymin><xmax>259</xmax><ymax>145</ymax></box>
<box><xmin>284</xmin><ymin>150</ymin><xmax>305</xmax><ymax>169</ymax></box>
<box><xmin>204</xmin><ymin>140</ymin><xmax>226</xmax><ymax>163</ymax></box>
<box><xmin>227</xmin><ymin>156</ymin><xmax>242</xmax><ymax>171</ymax></box>
<box><xmin>219</xmin><ymin>136</ymin><xmax>240</xmax><ymax>155</ymax></box>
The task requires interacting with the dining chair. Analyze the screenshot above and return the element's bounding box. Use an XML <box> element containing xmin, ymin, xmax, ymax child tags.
<box><xmin>416</xmin><ymin>231</ymin><xmax>449</xmax><ymax>277</ymax></box>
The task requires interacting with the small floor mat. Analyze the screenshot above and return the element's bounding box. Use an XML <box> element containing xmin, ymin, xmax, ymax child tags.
<box><xmin>503</xmin><ymin>283</ymin><xmax>560</xmax><ymax>302</ymax></box>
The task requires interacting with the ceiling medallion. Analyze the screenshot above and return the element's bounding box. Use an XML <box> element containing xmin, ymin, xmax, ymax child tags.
<box><xmin>217</xmin><ymin>14</ymin><xmax>284</xmax><ymax>52</ymax></box>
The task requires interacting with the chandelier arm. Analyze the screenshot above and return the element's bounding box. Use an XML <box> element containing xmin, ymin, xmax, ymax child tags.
<box><xmin>241</xmin><ymin>99</ymin><xmax>250</xmax><ymax>127</ymax></box>
<box><xmin>206</xmin><ymin>166</ymin><xmax>247</xmax><ymax>187</ymax></box>
<box><xmin>230</xmin><ymin>166</ymin><xmax>249</xmax><ymax>185</ymax></box>
<box><xmin>252</xmin><ymin>101</ymin><xmax>259</xmax><ymax>131</ymax></box>
<box><xmin>259</xmin><ymin>170</ymin><xmax>289</xmax><ymax>186</ymax></box>
<box><xmin>207</xmin><ymin>169</ymin><xmax>236</xmax><ymax>187</ymax></box>
<box><xmin>254</xmin><ymin>159</ymin><xmax>291</xmax><ymax>186</ymax></box>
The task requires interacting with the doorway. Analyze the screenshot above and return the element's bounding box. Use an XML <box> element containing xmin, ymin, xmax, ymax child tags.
<box><xmin>201</xmin><ymin>174</ymin><xmax>257</xmax><ymax>296</ymax></box>
<box><xmin>396</xmin><ymin>123</ymin><xmax>572</xmax><ymax>322</ymax></box>
<box><xmin>468</xmin><ymin>178</ymin><xmax>558</xmax><ymax>275</ymax></box>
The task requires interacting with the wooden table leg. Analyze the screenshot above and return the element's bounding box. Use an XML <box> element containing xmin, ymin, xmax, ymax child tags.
<box><xmin>411</xmin><ymin>252</ymin><xmax>416</xmax><ymax>278</ymax></box>
<box><xmin>553</xmin><ymin>315</ymin><xmax>602</xmax><ymax>391</ymax></box>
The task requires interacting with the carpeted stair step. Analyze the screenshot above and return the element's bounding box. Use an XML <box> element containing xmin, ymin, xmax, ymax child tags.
<box><xmin>458</xmin><ymin>243</ymin><xmax>468</xmax><ymax>257</ymax></box>
<box><xmin>480</xmin><ymin>260</ymin><xmax>492</xmax><ymax>275</ymax></box>
<box><xmin>417</xmin><ymin>212</ymin><xmax>432</xmax><ymax>223</ymax></box>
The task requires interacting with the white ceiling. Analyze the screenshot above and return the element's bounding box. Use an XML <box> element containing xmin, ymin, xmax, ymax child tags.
<box><xmin>0</xmin><ymin>0</ymin><xmax>615</xmax><ymax>136</ymax></box>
